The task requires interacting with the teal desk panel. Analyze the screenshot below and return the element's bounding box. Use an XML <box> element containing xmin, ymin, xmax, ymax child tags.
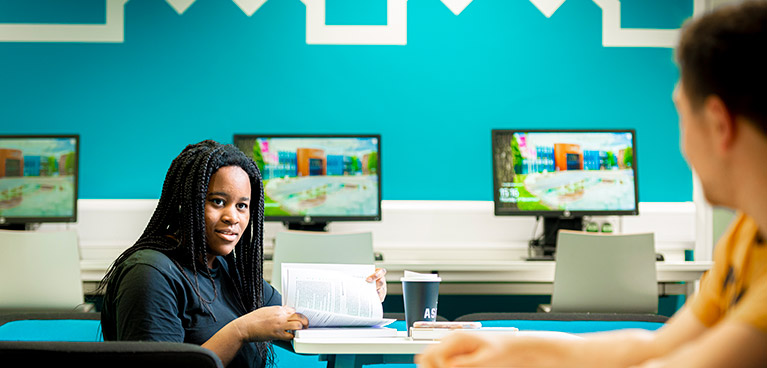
<box><xmin>0</xmin><ymin>319</ymin><xmax>103</xmax><ymax>342</ymax></box>
<box><xmin>386</xmin><ymin>319</ymin><xmax>663</xmax><ymax>333</ymax></box>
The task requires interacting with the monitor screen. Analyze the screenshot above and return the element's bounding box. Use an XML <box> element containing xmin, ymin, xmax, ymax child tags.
<box><xmin>233</xmin><ymin>134</ymin><xmax>381</xmax><ymax>226</ymax></box>
<box><xmin>493</xmin><ymin>129</ymin><xmax>638</xmax><ymax>217</ymax></box>
<box><xmin>0</xmin><ymin>135</ymin><xmax>79</xmax><ymax>226</ymax></box>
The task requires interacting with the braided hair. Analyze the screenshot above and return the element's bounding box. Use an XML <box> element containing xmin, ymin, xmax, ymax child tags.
<box><xmin>100</xmin><ymin>140</ymin><xmax>272</xmax><ymax>364</ymax></box>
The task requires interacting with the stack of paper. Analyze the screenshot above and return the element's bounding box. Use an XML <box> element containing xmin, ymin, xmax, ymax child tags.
<box><xmin>411</xmin><ymin>326</ymin><xmax>520</xmax><ymax>340</ymax></box>
<box><xmin>294</xmin><ymin>327</ymin><xmax>398</xmax><ymax>339</ymax></box>
<box><xmin>282</xmin><ymin>263</ymin><xmax>395</xmax><ymax>328</ymax></box>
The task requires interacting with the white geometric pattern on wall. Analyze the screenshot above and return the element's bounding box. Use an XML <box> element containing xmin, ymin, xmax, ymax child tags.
<box><xmin>529</xmin><ymin>0</ymin><xmax>566</xmax><ymax>18</ymax></box>
<box><xmin>441</xmin><ymin>0</ymin><xmax>474</xmax><ymax>16</ymax></box>
<box><xmin>230</xmin><ymin>0</ymin><xmax>268</xmax><ymax>16</ymax></box>
<box><xmin>166</xmin><ymin>0</ymin><xmax>196</xmax><ymax>15</ymax></box>
<box><xmin>594</xmin><ymin>0</ymin><xmax>706</xmax><ymax>47</ymax></box>
<box><xmin>0</xmin><ymin>0</ymin><xmax>128</xmax><ymax>43</ymax></box>
<box><xmin>0</xmin><ymin>0</ymin><xmax>705</xmax><ymax>47</ymax></box>
<box><xmin>303</xmin><ymin>0</ymin><xmax>407</xmax><ymax>45</ymax></box>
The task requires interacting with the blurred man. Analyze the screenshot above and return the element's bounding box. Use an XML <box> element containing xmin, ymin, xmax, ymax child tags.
<box><xmin>416</xmin><ymin>1</ymin><xmax>767</xmax><ymax>367</ymax></box>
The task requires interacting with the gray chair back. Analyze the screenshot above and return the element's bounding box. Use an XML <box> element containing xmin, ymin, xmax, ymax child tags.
<box><xmin>0</xmin><ymin>230</ymin><xmax>84</xmax><ymax>311</ymax></box>
<box><xmin>271</xmin><ymin>231</ymin><xmax>375</xmax><ymax>293</ymax></box>
<box><xmin>551</xmin><ymin>230</ymin><xmax>658</xmax><ymax>313</ymax></box>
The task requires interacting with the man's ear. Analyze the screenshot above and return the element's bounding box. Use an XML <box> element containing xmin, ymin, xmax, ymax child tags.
<box><xmin>703</xmin><ymin>95</ymin><xmax>737</xmax><ymax>153</ymax></box>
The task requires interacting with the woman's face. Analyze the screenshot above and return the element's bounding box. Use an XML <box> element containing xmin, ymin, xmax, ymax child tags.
<box><xmin>204</xmin><ymin>165</ymin><xmax>251</xmax><ymax>267</ymax></box>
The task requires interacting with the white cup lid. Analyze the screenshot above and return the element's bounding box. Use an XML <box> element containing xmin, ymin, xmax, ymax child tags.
<box><xmin>400</xmin><ymin>270</ymin><xmax>441</xmax><ymax>282</ymax></box>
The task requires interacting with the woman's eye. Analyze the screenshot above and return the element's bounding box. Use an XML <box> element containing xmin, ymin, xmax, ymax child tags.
<box><xmin>210</xmin><ymin>198</ymin><xmax>224</xmax><ymax>206</ymax></box>
<box><xmin>237</xmin><ymin>203</ymin><xmax>249</xmax><ymax>210</ymax></box>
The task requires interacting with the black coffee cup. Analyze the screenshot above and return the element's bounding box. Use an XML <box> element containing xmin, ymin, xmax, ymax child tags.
<box><xmin>402</xmin><ymin>278</ymin><xmax>440</xmax><ymax>336</ymax></box>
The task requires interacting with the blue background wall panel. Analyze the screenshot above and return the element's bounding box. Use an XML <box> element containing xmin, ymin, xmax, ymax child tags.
<box><xmin>0</xmin><ymin>0</ymin><xmax>693</xmax><ymax>201</ymax></box>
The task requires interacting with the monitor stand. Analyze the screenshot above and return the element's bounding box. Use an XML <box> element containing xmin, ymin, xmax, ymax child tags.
<box><xmin>525</xmin><ymin>250</ymin><xmax>555</xmax><ymax>261</ymax></box>
<box><xmin>285</xmin><ymin>221</ymin><xmax>328</xmax><ymax>232</ymax></box>
<box><xmin>524</xmin><ymin>216</ymin><xmax>584</xmax><ymax>261</ymax></box>
<box><xmin>0</xmin><ymin>223</ymin><xmax>30</xmax><ymax>231</ymax></box>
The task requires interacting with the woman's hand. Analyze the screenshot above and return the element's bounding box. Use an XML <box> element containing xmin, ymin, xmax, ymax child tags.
<box><xmin>366</xmin><ymin>268</ymin><xmax>388</xmax><ymax>302</ymax></box>
<box><xmin>234</xmin><ymin>305</ymin><xmax>309</xmax><ymax>342</ymax></box>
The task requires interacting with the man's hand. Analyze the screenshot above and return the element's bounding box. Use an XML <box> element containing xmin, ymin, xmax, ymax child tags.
<box><xmin>416</xmin><ymin>332</ymin><xmax>508</xmax><ymax>367</ymax></box>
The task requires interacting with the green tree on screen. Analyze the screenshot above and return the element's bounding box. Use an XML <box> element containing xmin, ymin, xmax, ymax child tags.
<box><xmin>351</xmin><ymin>157</ymin><xmax>360</xmax><ymax>173</ymax></box>
<box><xmin>367</xmin><ymin>152</ymin><xmax>378</xmax><ymax>174</ymax></box>
<box><xmin>65</xmin><ymin>152</ymin><xmax>75</xmax><ymax>175</ymax></box>
<box><xmin>252</xmin><ymin>142</ymin><xmax>265</xmax><ymax>173</ymax></box>
<box><xmin>623</xmin><ymin>147</ymin><xmax>633</xmax><ymax>168</ymax></box>
<box><xmin>511</xmin><ymin>137</ymin><xmax>523</xmax><ymax>174</ymax></box>
<box><xmin>47</xmin><ymin>156</ymin><xmax>56</xmax><ymax>176</ymax></box>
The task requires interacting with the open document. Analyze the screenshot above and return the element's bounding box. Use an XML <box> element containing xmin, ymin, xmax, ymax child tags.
<box><xmin>282</xmin><ymin>263</ymin><xmax>395</xmax><ymax>328</ymax></box>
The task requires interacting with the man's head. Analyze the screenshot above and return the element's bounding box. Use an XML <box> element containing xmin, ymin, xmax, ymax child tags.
<box><xmin>674</xmin><ymin>1</ymin><xmax>767</xmax><ymax>206</ymax></box>
<box><xmin>676</xmin><ymin>1</ymin><xmax>767</xmax><ymax>134</ymax></box>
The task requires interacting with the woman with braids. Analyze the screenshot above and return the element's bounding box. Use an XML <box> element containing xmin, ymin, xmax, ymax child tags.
<box><xmin>100</xmin><ymin>140</ymin><xmax>388</xmax><ymax>367</ymax></box>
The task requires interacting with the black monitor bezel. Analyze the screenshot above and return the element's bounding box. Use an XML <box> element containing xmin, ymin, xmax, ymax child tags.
<box><xmin>233</xmin><ymin>133</ymin><xmax>382</xmax><ymax>224</ymax></box>
<box><xmin>0</xmin><ymin>134</ymin><xmax>80</xmax><ymax>225</ymax></box>
<box><xmin>492</xmin><ymin>128</ymin><xmax>639</xmax><ymax>218</ymax></box>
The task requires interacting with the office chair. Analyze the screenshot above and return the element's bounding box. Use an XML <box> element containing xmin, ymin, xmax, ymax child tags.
<box><xmin>0</xmin><ymin>230</ymin><xmax>90</xmax><ymax>312</ymax></box>
<box><xmin>548</xmin><ymin>230</ymin><xmax>658</xmax><ymax>314</ymax></box>
<box><xmin>0</xmin><ymin>312</ymin><xmax>316</xmax><ymax>368</ymax></box>
<box><xmin>271</xmin><ymin>231</ymin><xmax>375</xmax><ymax>294</ymax></box>
<box><xmin>0</xmin><ymin>312</ymin><xmax>221</xmax><ymax>366</ymax></box>
<box><xmin>0</xmin><ymin>341</ymin><xmax>223</xmax><ymax>367</ymax></box>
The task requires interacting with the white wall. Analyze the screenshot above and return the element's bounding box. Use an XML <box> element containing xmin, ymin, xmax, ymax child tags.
<box><xmin>40</xmin><ymin>199</ymin><xmax>703</xmax><ymax>281</ymax></box>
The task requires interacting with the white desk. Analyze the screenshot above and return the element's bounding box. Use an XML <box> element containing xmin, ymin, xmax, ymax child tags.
<box><xmin>81</xmin><ymin>260</ymin><xmax>712</xmax><ymax>297</ymax></box>
<box><xmin>293</xmin><ymin>331</ymin><xmax>433</xmax><ymax>368</ymax></box>
<box><xmin>292</xmin><ymin>330</ymin><xmax>580</xmax><ymax>368</ymax></box>
<box><xmin>377</xmin><ymin>260</ymin><xmax>712</xmax><ymax>298</ymax></box>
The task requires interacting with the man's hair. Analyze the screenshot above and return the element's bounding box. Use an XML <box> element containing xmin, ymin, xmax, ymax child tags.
<box><xmin>676</xmin><ymin>0</ymin><xmax>767</xmax><ymax>134</ymax></box>
<box><xmin>101</xmin><ymin>140</ymin><xmax>272</xmax><ymax>363</ymax></box>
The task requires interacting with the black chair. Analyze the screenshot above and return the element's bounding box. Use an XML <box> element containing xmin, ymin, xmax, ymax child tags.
<box><xmin>0</xmin><ymin>341</ymin><xmax>223</xmax><ymax>367</ymax></box>
<box><xmin>0</xmin><ymin>311</ymin><xmax>101</xmax><ymax>324</ymax></box>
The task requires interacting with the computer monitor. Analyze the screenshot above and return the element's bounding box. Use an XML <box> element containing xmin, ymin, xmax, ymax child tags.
<box><xmin>0</xmin><ymin>135</ymin><xmax>79</xmax><ymax>230</ymax></box>
<box><xmin>492</xmin><ymin>129</ymin><xmax>638</xmax><ymax>258</ymax></box>
<box><xmin>233</xmin><ymin>134</ymin><xmax>381</xmax><ymax>231</ymax></box>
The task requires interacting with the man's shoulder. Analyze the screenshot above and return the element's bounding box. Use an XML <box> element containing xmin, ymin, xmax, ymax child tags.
<box><xmin>717</xmin><ymin>214</ymin><xmax>760</xmax><ymax>249</ymax></box>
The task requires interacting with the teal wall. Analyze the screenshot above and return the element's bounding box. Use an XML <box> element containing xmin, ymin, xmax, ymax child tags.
<box><xmin>0</xmin><ymin>0</ymin><xmax>694</xmax><ymax>201</ymax></box>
